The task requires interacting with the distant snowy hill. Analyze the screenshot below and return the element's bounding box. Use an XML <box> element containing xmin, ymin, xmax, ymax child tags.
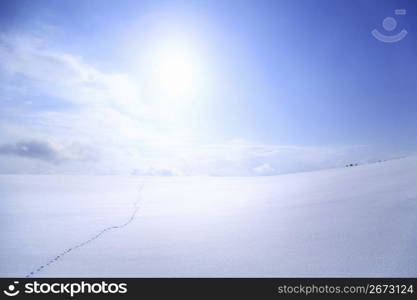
<box><xmin>1</xmin><ymin>156</ymin><xmax>417</xmax><ymax>277</ymax></box>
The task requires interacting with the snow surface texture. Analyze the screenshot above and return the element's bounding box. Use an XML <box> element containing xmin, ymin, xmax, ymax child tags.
<box><xmin>1</xmin><ymin>156</ymin><xmax>417</xmax><ymax>277</ymax></box>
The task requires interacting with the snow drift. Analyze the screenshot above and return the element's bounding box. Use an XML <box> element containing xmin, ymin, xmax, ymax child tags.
<box><xmin>1</xmin><ymin>156</ymin><xmax>416</xmax><ymax>277</ymax></box>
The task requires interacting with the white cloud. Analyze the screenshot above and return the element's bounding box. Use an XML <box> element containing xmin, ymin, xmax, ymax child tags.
<box><xmin>253</xmin><ymin>163</ymin><xmax>275</xmax><ymax>175</ymax></box>
<box><xmin>0</xmin><ymin>33</ymin><xmax>382</xmax><ymax>176</ymax></box>
<box><xmin>0</xmin><ymin>34</ymin><xmax>149</xmax><ymax>173</ymax></box>
<box><xmin>0</xmin><ymin>34</ymin><xmax>141</xmax><ymax>111</ymax></box>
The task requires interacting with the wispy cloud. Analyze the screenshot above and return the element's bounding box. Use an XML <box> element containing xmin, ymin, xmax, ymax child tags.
<box><xmin>0</xmin><ymin>34</ymin><xmax>141</xmax><ymax>111</ymax></box>
<box><xmin>0</xmin><ymin>33</ymin><xmax>382</xmax><ymax>176</ymax></box>
<box><xmin>0</xmin><ymin>33</ymin><xmax>147</xmax><ymax>173</ymax></box>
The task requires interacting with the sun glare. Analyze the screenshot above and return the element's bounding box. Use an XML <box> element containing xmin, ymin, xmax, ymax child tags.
<box><xmin>136</xmin><ymin>35</ymin><xmax>208</xmax><ymax>141</ymax></box>
<box><xmin>152</xmin><ymin>41</ymin><xmax>201</xmax><ymax>98</ymax></box>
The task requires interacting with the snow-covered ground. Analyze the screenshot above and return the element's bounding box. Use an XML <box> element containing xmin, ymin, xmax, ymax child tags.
<box><xmin>1</xmin><ymin>156</ymin><xmax>417</xmax><ymax>277</ymax></box>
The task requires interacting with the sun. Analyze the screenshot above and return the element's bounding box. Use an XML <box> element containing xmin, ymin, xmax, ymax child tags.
<box><xmin>157</xmin><ymin>51</ymin><xmax>194</xmax><ymax>96</ymax></box>
<box><xmin>135</xmin><ymin>36</ymin><xmax>207</xmax><ymax>140</ymax></box>
<box><xmin>151</xmin><ymin>40</ymin><xmax>201</xmax><ymax>98</ymax></box>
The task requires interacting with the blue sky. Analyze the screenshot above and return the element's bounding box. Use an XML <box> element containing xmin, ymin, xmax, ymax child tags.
<box><xmin>0</xmin><ymin>0</ymin><xmax>416</xmax><ymax>175</ymax></box>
